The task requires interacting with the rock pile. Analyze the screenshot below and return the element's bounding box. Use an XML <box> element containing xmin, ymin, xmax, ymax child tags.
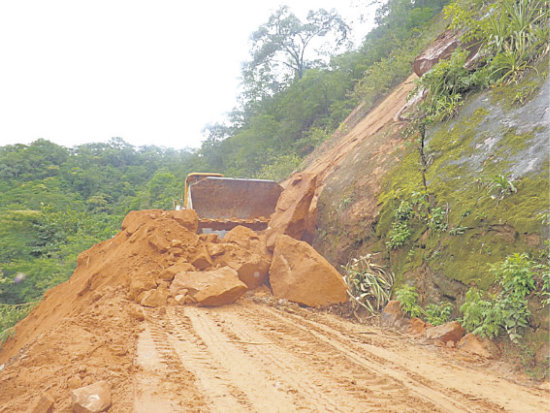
<box><xmin>118</xmin><ymin>206</ymin><xmax>347</xmax><ymax>309</ymax></box>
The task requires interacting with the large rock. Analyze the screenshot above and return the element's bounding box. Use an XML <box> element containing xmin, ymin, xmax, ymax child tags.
<box><xmin>457</xmin><ymin>333</ymin><xmax>500</xmax><ymax>359</ymax></box>
<box><xmin>224</xmin><ymin>225</ymin><xmax>266</xmax><ymax>253</ymax></box>
<box><xmin>269</xmin><ymin>235</ymin><xmax>347</xmax><ymax>307</ymax></box>
<box><xmin>426</xmin><ymin>321</ymin><xmax>465</xmax><ymax>344</ymax></box>
<box><xmin>412</xmin><ymin>30</ymin><xmax>460</xmax><ymax>77</ymax></box>
<box><xmin>166</xmin><ymin>209</ymin><xmax>199</xmax><ymax>233</ymax></box>
<box><xmin>409</xmin><ymin>317</ymin><xmax>432</xmax><ymax>337</ymax></box>
<box><xmin>128</xmin><ymin>274</ymin><xmax>157</xmax><ymax>301</ymax></box>
<box><xmin>71</xmin><ymin>381</ymin><xmax>111</xmax><ymax>413</ymax></box>
<box><xmin>139</xmin><ymin>289</ymin><xmax>167</xmax><ymax>308</ymax></box>
<box><xmin>170</xmin><ymin>267</ymin><xmax>248</xmax><ymax>306</ymax></box>
<box><xmin>381</xmin><ymin>300</ymin><xmax>407</xmax><ymax>328</ymax></box>
<box><xmin>266</xmin><ymin>173</ymin><xmax>317</xmax><ymax>250</ymax></box>
<box><xmin>121</xmin><ymin>209</ymin><xmax>163</xmax><ymax>235</ymax></box>
<box><xmin>158</xmin><ymin>262</ymin><xmax>195</xmax><ymax>282</ymax></box>
<box><xmin>215</xmin><ymin>244</ymin><xmax>270</xmax><ymax>289</ymax></box>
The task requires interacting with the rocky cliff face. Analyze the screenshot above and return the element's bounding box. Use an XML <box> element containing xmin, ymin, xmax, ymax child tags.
<box><xmin>314</xmin><ymin>62</ymin><xmax>548</xmax><ymax>350</ymax></box>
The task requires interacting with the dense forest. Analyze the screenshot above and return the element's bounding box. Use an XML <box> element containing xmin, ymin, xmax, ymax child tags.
<box><xmin>1</xmin><ymin>0</ymin><xmax>548</xmax><ymax>348</ymax></box>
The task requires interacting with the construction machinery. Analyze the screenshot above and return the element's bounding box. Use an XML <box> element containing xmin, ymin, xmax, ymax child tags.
<box><xmin>184</xmin><ymin>173</ymin><xmax>283</xmax><ymax>233</ymax></box>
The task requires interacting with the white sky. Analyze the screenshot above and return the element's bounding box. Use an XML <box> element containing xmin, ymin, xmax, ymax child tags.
<box><xmin>0</xmin><ymin>1</ymin><xmax>377</xmax><ymax>150</ymax></box>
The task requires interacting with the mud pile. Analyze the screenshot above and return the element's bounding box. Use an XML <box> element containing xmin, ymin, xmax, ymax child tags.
<box><xmin>0</xmin><ymin>205</ymin><xmax>347</xmax><ymax>411</ymax></box>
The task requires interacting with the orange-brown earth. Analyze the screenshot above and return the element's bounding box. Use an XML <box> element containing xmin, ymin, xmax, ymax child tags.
<box><xmin>0</xmin><ymin>208</ymin><xmax>548</xmax><ymax>412</ymax></box>
<box><xmin>1</xmin><ymin>74</ymin><xmax>549</xmax><ymax>412</ymax></box>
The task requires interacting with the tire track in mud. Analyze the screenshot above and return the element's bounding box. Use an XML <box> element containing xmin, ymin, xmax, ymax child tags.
<box><xmin>164</xmin><ymin>306</ymin><xmax>298</xmax><ymax>413</ymax></box>
<box><xmin>135</xmin><ymin>312</ymin><xmax>207</xmax><ymax>412</ymax></box>
<box><xmin>254</xmin><ymin>304</ymin><xmax>538</xmax><ymax>413</ymax></box>
<box><xmin>237</xmin><ymin>306</ymin><xmax>496</xmax><ymax>412</ymax></box>
<box><xmin>148</xmin><ymin>309</ymin><xmax>252</xmax><ymax>412</ymax></box>
<box><xmin>203</xmin><ymin>309</ymin><xmax>351</xmax><ymax>412</ymax></box>
<box><xmin>227</xmin><ymin>305</ymin><xmax>441</xmax><ymax>413</ymax></box>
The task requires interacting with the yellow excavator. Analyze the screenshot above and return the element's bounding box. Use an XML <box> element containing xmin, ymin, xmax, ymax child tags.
<box><xmin>183</xmin><ymin>173</ymin><xmax>283</xmax><ymax>233</ymax></box>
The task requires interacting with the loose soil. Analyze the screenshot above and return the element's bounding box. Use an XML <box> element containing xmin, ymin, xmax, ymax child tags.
<box><xmin>2</xmin><ymin>293</ymin><xmax>548</xmax><ymax>412</ymax></box>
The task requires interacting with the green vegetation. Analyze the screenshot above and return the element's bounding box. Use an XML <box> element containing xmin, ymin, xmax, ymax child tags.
<box><xmin>194</xmin><ymin>0</ymin><xmax>450</xmax><ymax>180</ymax></box>
<box><xmin>342</xmin><ymin>254</ymin><xmax>394</xmax><ymax>319</ymax></box>
<box><xmin>415</xmin><ymin>0</ymin><xmax>549</xmax><ymax>124</ymax></box>
<box><xmin>0</xmin><ymin>138</ymin><xmax>193</xmax><ymax>338</ymax></box>
<box><xmin>395</xmin><ymin>285</ymin><xmax>424</xmax><ymax>318</ymax></box>
<box><xmin>461</xmin><ymin>253</ymin><xmax>539</xmax><ymax>343</ymax></box>
<box><xmin>394</xmin><ymin>285</ymin><xmax>453</xmax><ymax>325</ymax></box>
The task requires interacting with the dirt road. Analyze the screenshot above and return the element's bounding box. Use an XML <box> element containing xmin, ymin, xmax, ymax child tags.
<box><xmin>134</xmin><ymin>299</ymin><xmax>549</xmax><ymax>412</ymax></box>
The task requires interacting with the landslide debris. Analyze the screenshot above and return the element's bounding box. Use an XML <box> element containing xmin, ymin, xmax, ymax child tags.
<box><xmin>0</xmin><ymin>204</ymin><xmax>349</xmax><ymax>411</ymax></box>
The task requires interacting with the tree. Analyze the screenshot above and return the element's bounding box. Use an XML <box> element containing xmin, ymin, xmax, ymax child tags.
<box><xmin>243</xmin><ymin>6</ymin><xmax>350</xmax><ymax>100</ymax></box>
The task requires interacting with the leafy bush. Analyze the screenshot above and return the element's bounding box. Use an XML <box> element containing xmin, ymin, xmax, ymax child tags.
<box><xmin>461</xmin><ymin>253</ymin><xmax>537</xmax><ymax>343</ymax></box>
<box><xmin>492</xmin><ymin>253</ymin><xmax>536</xmax><ymax>343</ymax></box>
<box><xmin>412</xmin><ymin>0</ymin><xmax>549</xmax><ymax>125</ymax></box>
<box><xmin>428</xmin><ymin>206</ymin><xmax>448</xmax><ymax>232</ymax></box>
<box><xmin>394</xmin><ymin>285</ymin><xmax>424</xmax><ymax>318</ymax></box>
<box><xmin>343</xmin><ymin>254</ymin><xmax>394</xmax><ymax>318</ymax></box>
<box><xmin>387</xmin><ymin>221</ymin><xmax>413</xmax><ymax>249</ymax></box>
<box><xmin>460</xmin><ymin>288</ymin><xmax>503</xmax><ymax>338</ymax></box>
<box><xmin>425</xmin><ymin>302</ymin><xmax>454</xmax><ymax>325</ymax></box>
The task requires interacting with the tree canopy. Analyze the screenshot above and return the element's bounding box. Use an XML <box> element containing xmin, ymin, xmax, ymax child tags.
<box><xmin>243</xmin><ymin>6</ymin><xmax>350</xmax><ymax>101</ymax></box>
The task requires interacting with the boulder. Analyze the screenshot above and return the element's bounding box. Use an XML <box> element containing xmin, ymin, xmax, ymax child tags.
<box><xmin>190</xmin><ymin>245</ymin><xmax>213</xmax><ymax>270</ymax></box>
<box><xmin>457</xmin><ymin>333</ymin><xmax>500</xmax><ymax>359</ymax></box>
<box><xmin>158</xmin><ymin>262</ymin><xmax>195</xmax><ymax>282</ymax></box>
<box><xmin>216</xmin><ymin>245</ymin><xmax>270</xmax><ymax>289</ymax></box>
<box><xmin>139</xmin><ymin>289</ymin><xmax>167</xmax><ymax>308</ymax></box>
<box><xmin>170</xmin><ymin>267</ymin><xmax>248</xmax><ymax>306</ymax></box>
<box><xmin>29</xmin><ymin>391</ymin><xmax>54</xmax><ymax>413</ymax></box>
<box><xmin>128</xmin><ymin>274</ymin><xmax>157</xmax><ymax>301</ymax></box>
<box><xmin>269</xmin><ymin>235</ymin><xmax>347</xmax><ymax>307</ymax></box>
<box><xmin>224</xmin><ymin>226</ymin><xmax>259</xmax><ymax>250</ymax></box>
<box><xmin>426</xmin><ymin>321</ymin><xmax>465</xmax><ymax>344</ymax></box>
<box><xmin>71</xmin><ymin>381</ymin><xmax>111</xmax><ymax>413</ymax></box>
<box><xmin>265</xmin><ymin>173</ymin><xmax>317</xmax><ymax>250</ymax></box>
<box><xmin>412</xmin><ymin>30</ymin><xmax>460</xmax><ymax>77</ymax></box>
<box><xmin>167</xmin><ymin>209</ymin><xmax>199</xmax><ymax>233</ymax></box>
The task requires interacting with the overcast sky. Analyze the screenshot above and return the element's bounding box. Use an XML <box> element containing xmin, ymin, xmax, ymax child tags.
<box><xmin>0</xmin><ymin>1</ymin><xmax>377</xmax><ymax>150</ymax></box>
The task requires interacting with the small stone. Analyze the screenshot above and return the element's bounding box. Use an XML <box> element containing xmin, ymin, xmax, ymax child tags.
<box><xmin>457</xmin><ymin>333</ymin><xmax>500</xmax><ymax>359</ymax></box>
<box><xmin>128</xmin><ymin>305</ymin><xmax>145</xmax><ymax>321</ymax></box>
<box><xmin>140</xmin><ymin>289</ymin><xmax>167</xmax><ymax>308</ymax></box>
<box><xmin>426</xmin><ymin>321</ymin><xmax>465</xmax><ymax>344</ymax></box>
<box><xmin>68</xmin><ymin>375</ymin><xmax>82</xmax><ymax>389</ymax></box>
<box><xmin>71</xmin><ymin>381</ymin><xmax>112</xmax><ymax>413</ymax></box>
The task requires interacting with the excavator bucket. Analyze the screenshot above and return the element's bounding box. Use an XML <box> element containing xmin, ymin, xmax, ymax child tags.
<box><xmin>187</xmin><ymin>176</ymin><xmax>283</xmax><ymax>232</ymax></box>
